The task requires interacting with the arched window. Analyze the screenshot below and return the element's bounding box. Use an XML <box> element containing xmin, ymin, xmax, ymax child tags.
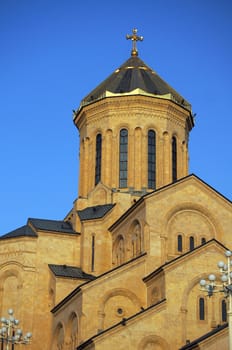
<box><xmin>199</xmin><ymin>297</ymin><xmax>205</xmax><ymax>320</ymax></box>
<box><xmin>91</xmin><ymin>235</ymin><xmax>95</xmax><ymax>272</ymax></box>
<box><xmin>119</xmin><ymin>129</ymin><xmax>128</xmax><ymax>188</ymax></box>
<box><xmin>114</xmin><ymin>235</ymin><xmax>125</xmax><ymax>266</ymax></box>
<box><xmin>131</xmin><ymin>224</ymin><xmax>142</xmax><ymax>257</ymax></box>
<box><xmin>172</xmin><ymin>136</ymin><xmax>177</xmax><ymax>182</ymax></box>
<box><xmin>177</xmin><ymin>234</ymin><xmax>183</xmax><ymax>252</ymax></box>
<box><xmin>222</xmin><ymin>299</ymin><xmax>227</xmax><ymax>322</ymax></box>
<box><xmin>148</xmin><ymin>130</ymin><xmax>156</xmax><ymax>189</ymax></box>
<box><xmin>189</xmin><ymin>236</ymin><xmax>194</xmax><ymax>251</ymax></box>
<box><xmin>95</xmin><ymin>133</ymin><xmax>102</xmax><ymax>185</ymax></box>
<box><xmin>201</xmin><ymin>237</ymin><xmax>206</xmax><ymax>244</ymax></box>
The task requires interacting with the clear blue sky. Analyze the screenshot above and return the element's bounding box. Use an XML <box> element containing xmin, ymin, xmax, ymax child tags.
<box><xmin>0</xmin><ymin>0</ymin><xmax>231</xmax><ymax>234</ymax></box>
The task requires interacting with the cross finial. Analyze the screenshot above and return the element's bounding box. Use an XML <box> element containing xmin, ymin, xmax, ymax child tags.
<box><xmin>126</xmin><ymin>28</ymin><xmax>143</xmax><ymax>57</ymax></box>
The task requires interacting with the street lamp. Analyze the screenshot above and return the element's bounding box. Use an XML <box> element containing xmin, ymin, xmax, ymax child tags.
<box><xmin>199</xmin><ymin>250</ymin><xmax>232</xmax><ymax>350</ymax></box>
<box><xmin>0</xmin><ymin>309</ymin><xmax>32</xmax><ymax>350</ymax></box>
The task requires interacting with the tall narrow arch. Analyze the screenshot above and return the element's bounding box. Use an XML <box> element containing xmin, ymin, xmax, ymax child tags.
<box><xmin>91</xmin><ymin>234</ymin><xmax>95</xmax><ymax>272</ymax></box>
<box><xmin>113</xmin><ymin>235</ymin><xmax>125</xmax><ymax>266</ymax></box>
<box><xmin>119</xmin><ymin>129</ymin><xmax>128</xmax><ymax>188</ymax></box>
<box><xmin>148</xmin><ymin>130</ymin><xmax>156</xmax><ymax>189</ymax></box>
<box><xmin>189</xmin><ymin>236</ymin><xmax>194</xmax><ymax>251</ymax></box>
<box><xmin>221</xmin><ymin>299</ymin><xmax>227</xmax><ymax>322</ymax></box>
<box><xmin>130</xmin><ymin>221</ymin><xmax>142</xmax><ymax>258</ymax></box>
<box><xmin>177</xmin><ymin>234</ymin><xmax>183</xmax><ymax>252</ymax></box>
<box><xmin>199</xmin><ymin>297</ymin><xmax>205</xmax><ymax>320</ymax></box>
<box><xmin>172</xmin><ymin>136</ymin><xmax>177</xmax><ymax>182</ymax></box>
<box><xmin>95</xmin><ymin>133</ymin><xmax>102</xmax><ymax>185</ymax></box>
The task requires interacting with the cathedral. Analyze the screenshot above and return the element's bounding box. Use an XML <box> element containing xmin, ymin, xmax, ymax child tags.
<box><xmin>0</xmin><ymin>30</ymin><xmax>231</xmax><ymax>350</ymax></box>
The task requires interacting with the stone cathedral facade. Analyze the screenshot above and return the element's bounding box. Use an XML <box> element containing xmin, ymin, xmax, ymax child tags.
<box><xmin>0</xmin><ymin>31</ymin><xmax>231</xmax><ymax>350</ymax></box>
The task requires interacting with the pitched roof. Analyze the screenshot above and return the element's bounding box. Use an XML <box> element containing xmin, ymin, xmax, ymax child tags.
<box><xmin>28</xmin><ymin>218</ymin><xmax>78</xmax><ymax>234</ymax></box>
<box><xmin>0</xmin><ymin>225</ymin><xmax>37</xmax><ymax>240</ymax></box>
<box><xmin>143</xmin><ymin>238</ymin><xmax>228</xmax><ymax>283</ymax></box>
<box><xmin>79</xmin><ymin>56</ymin><xmax>191</xmax><ymax>111</ymax></box>
<box><xmin>109</xmin><ymin>173</ymin><xmax>232</xmax><ymax>232</ymax></box>
<box><xmin>51</xmin><ymin>253</ymin><xmax>147</xmax><ymax>314</ymax></box>
<box><xmin>76</xmin><ymin>299</ymin><xmax>166</xmax><ymax>349</ymax></box>
<box><xmin>179</xmin><ymin>323</ymin><xmax>227</xmax><ymax>349</ymax></box>
<box><xmin>48</xmin><ymin>264</ymin><xmax>95</xmax><ymax>280</ymax></box>
<box><xmin>0</xmin><ymin>218</ymin><xmax>79</xmax><ymax>240</ymax></box>
<box><xmin>77</xmin><ymin>204</ymin><xmax>115</xmax><ymax>221</ymax></box>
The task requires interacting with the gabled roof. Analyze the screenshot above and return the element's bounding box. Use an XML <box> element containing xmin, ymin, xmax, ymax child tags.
<box><xmin>109</xmin><ymin>173</ymin><xmax>232</xmax><ymax>231</ymax></box>
<box><xmin>48</xmin><ymin>264</ymin><xmax>95</xmax><ymax>280</ymax></box>
<box><xmin>79</xmin><ymin>56</ymin><xmax>191</xmax><ymax>111</ymax></box>
<box><xmin>0</xmin><ymin>225</ymin><xmax>37</xmax><ymax>240</ymax></box>
<box><xmin>51</xmin><ymin>253</ymin><xmax>146</xmax><ymax>314</ymax></box>
<box><xmin>143</xmin><ymin>238</ymin><xmax>228</xmax><ymax>283</ymax></box>
<box><xmin>0</xmin><ymin>218</ymin><xmax>79</xmax><ymax>240</ymax></box>
<box><xmin>179</xmin><ymin>323</ymin><xmax>227</xmax><ymax>349</ymax></box>
<box><xmin>77</xmin><ymin>204</ymin><xmax>115</xmax><ymax>221</ymax></box>
<box><xmin>28</xmin><ymin>218</ymin><xmax>78</xmax><ymax>234</ymax></box>
<box><xmin>76</xmin><ymin>298</ymin><xmax>166</xmax><ymax>350</ymax></box>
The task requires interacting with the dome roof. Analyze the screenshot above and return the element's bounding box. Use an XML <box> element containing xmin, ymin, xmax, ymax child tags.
<box><xmin>79</xmin><ymin>56</ymin><xmax>191</xmax><ymax>111</ymax></box>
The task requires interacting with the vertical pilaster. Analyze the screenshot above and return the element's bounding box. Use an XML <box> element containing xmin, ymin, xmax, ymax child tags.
<box><xmin>128</xmin><ymin>128</ymin><xmax>134</xmax><ymax>188</ymax></box>
<box><xmin>111</xmin><ymin>133</ymin><xmax>117</xmax><ymax>188</ymax></box>
<box><xmin>157</xmin><ymin>134</ymin><xmax>164</xmax><ymax>189</ymax></box>
<box><xmin>78</xmin><ymin>139</ymin><xmax>84</xmax><ymax>197</ymax></box>
<box><xmin>104</xmin><ymin>129</ymin><xmax>112</xmax><ymax>187</ymax></box>
<box><xmin>83</xmin><ymin>137</ymin><xmax>89</xmax><ymax>197</ymax></box>
<box><xmin>141</xmin><ymin>132</ymin><xmax>147</xmax><ymax>189</ymax></box>
<box><xmin>134</xmin><ymin>127</ymin><xmax>142</xmax><ymax>190</ymax></box>
<box><xmin>182</xmin><ymin>141</ymin><xmax>188</xmax><ymax>177</ymax></box>
<box><xmin>163</xmin><ymin>132</ymin><xmax>170</xmax><ymax>185</ymax></box>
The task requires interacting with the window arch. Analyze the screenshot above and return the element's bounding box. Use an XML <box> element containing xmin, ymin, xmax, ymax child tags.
<box><xmin>148</xmin><ymin>130</ymin><xmax>156</xmax><ymax>189</ymax></box>
<box><xmin>119</xmin><ymin>129</ymin><xmax>128</xmax><ymax>188</ymax></box>
<box><xmin>177</xmin><ymin>234</ymin><xmax>183</xmax><ymax>252</ymax></box>
<box><xmin>199</xmin><ymin>297</ymin><xmax>205</xmax><ymax>320</ymax></box>
<box><xmin>189</xmin><ymin>236</ymin><xmax>194</xmax><ymax>251</ymax></box>
<box><xmin>114</xmin><ymin>235</ymin><xmax>125</xmax><ymax>266</ymax></box>
<box><xmin>201</xmin><ymin>237</ymin><xmax>206</xmax><ymax>245</ymax></box>
<box><xmin>131</xmin><ymin>222</ymin><xmax>142</xmax><ymax>258</ymax></box>
<box><xmin>95</xmin><ymin>133</ymin><xmax>102</xmax><ymax>185</ymax></box>
<box><xmin>221</xmin><ymin>299</ymin><xmax>227</xmax><ymax>322</ymax></box>
<box><xmin>172</xmin><ymin>136</ymin><xmax>177</xmax><ymax>182</ymax></box>
<box><xmin>91</xmin><ymin>235</ymin><xmax>95</xmax><ymax>272</ymax></box>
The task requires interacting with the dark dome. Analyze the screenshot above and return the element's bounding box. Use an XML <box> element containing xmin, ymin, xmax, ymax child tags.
<box><xmin>80</xmin><ymin>56</ymin><xmax>191</xmax><ymax>110</ymax></box>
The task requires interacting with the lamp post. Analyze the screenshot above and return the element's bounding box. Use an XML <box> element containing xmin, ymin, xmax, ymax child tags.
<box><xmin>199</xmin><ymin>250</ymin><xmax>232</xmax><ymax>350</ymax></box>
<box><xmin>0</xmin><ymin>309</ymin><xmax>32</xmax><ymax>350</ymax></box>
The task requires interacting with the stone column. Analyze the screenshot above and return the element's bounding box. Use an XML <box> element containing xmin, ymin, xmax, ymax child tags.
<box><xmin>134</xmin><ymin>127</ymin><xmax>142</xmax><ymax>190</ymax></box>
<box><xmin>163</xmin><ymin>132</ymin><xmax>170</xmax><ymax>186</ymax></box>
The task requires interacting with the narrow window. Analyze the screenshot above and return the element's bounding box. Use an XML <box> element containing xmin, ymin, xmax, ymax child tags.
<box><xmin>91</xmin><ymin>235</ymin><xmax>95</xmax><ymax>271</ymax></box>
<box><xmin>119</xmin><ymin>129</ymin><xmax>128</xmax><ymax>188</ymax></box>
<box><xmin>131</xmin><ymin>224</ymin><xmax>142</xmax><ymax>257</ymax></box>
<box><xmin>115</xmin><ymin>235</ymin><xmax>125</xmax><ymax>266</ymax></box>
<box><xmin>95</xmin><ymin>134</ymin><xmax>102</xmax><ymax>185</ymax></box>
<box><xmin>172</xmin><ymin>136</ymin><xmax>177</xmax><ymax>182</ymax></box>
<box><xmin>189</xmin><ymin>236</ymin><xmax>194</xmax><ymax>251</ymax></box>
<box><xmin>148</xmin><ymin>130</ymin><xmax>156</xmax><ymax>189</ymax></box>
<box><xmin>222</xmin><ymin>299</ymin><xmax>227</xmax><ymax>322</ymax></box>
<box><xmin>177</xmin><ymin>234</ymin><xmax>183</xmax><ymax>252</ymax></box>
<box><xmin>199</xmin><ymin>297</ymin><xmax>205</xmax><ymax>320</ymax></box>
<box><xmin>201</xmin><ymin>237</ymin><xmax>206</xmax><ymax>244</ymax></box>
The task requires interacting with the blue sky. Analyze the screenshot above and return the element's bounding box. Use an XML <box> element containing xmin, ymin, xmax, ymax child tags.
<box><xmin>0</xmin><ymin>0</ymin><xmax>231</xmax><ymax>234</ymax></box>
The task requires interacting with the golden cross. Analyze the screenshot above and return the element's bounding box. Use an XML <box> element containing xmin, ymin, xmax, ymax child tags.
<box><xmin>126</xmin><ymin>28</ymin><xmax>143</xmax><ymax>56</ymax></box>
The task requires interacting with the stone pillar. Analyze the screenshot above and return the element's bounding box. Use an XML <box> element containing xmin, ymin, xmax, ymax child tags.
<box><xmin>128</xmin><ymin>128</ymin><xmax>134</xmax><ymax>188</ymax></box>
<box><xmin>163</xmin><ymin>132</ymin><xmax>170</xmax><ymax>186</ymax></box>
<box><xmin>111</xmin><ymin>133</ymin><xmax>117</xmax><ymax>188</ymax></box>
<box><xmin>134</xmin><ymin>127</ymin><xmax>142</xmax><ymax>190</ymax></box>
<box><xmin>82</xmin><ymin>137</ymin><xmax>89</xmax><ymax>197</ymax></box>
<box><xmin>104</xmin><ymin>129</ymin><xmax>112</xmax><ymax>187</ymax></box>
<box><xmin>141</xmin><ymin>132</ymin><xmax>147</xmax><ymax>189</ymax></box>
